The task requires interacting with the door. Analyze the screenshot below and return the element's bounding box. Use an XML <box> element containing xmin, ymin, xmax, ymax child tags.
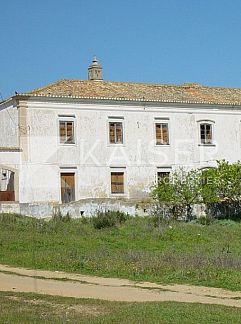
<box><xmin>0</xmin><ymin>170</ymin><xmax>15</xmax><ymax>201</ymax></box>
<box><xmin>61</xmin><ymin>173</ymin><xmax>75</xmax><ymax>203</ymax></box>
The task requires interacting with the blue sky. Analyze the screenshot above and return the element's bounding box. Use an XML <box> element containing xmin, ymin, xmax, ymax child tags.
<box><xmin>1</xmin><ymin>0</ymin><xmax>241</xmax><ymax>99</ymax></box>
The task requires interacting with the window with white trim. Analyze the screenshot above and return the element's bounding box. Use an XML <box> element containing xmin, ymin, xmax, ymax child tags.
<box><xmin>109</xmin><ymin>122</ymin><xmax>123</xmax><ymax>144</ymax></box>
<box><xmin>108</xmin><ymin>117</ymin><xmax>124</xmax><ymax>145</ymax></box>
<box><xmin>59</xmin><ymin>120</ymin><xmax>75</xmax><ymax>144</ymax></box>
<box><xmin>155</xmin><ymin>122</ymin><xmax>169</xmax><ymax>145</ymax></box>
<box><xmin>200</xmin><ymin>123</ymin><xmax>213</xmax><ymax>145</ymax></box>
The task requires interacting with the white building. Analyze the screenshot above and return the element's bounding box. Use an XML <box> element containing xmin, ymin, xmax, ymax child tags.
<box><xmin>1</xmin><ymin>57</ymin><xmax>241</xmax><ymax>205</ymax></box>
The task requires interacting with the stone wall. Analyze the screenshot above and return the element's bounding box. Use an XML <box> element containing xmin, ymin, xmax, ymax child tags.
<box><xmin>0</xmin><ymin>199</ymin><xmax>151</xmax><ymax>218</ymax></box>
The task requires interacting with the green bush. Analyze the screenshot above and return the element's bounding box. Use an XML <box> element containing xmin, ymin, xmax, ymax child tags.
<box><xmin>197</xmin><ymin>215</ymin><xmax>214</xmax><ymax>225</ymax></box>
<box><xmin>151</xmin><ymin>160</ymin><xmax>241</xmax><ymax>221</ymax></box>
<box><xmin>52</xmin><ymin>210</ymin><xmax>71</xmax><ymax>222</ymax></box>
<box><xmin>92</xmin><ymin>210</ymin><xmax>129</xmax><ymax>229</ymax></box>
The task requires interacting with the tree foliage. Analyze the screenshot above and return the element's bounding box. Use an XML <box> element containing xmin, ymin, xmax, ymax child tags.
<box><xmin>201</xmin><ymin>160</ymin><xmax>241</xmax><ymax>203</ymax></box>
<box><xmin>151</xmin><ymin>160</ymin><xmax>241</xmax><ymax>220</ymax></box>
<box><xmin>151</xmin><ymin>168</ymin><xmax>203</xmax><ymax>220</ymax></box>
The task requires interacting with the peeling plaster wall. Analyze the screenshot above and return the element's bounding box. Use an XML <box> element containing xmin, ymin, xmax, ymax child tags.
<box><xmin>0</xmin><ymin>199</ymin><xmax>150</xmax><ymax>218</ymax></box>
<box><xmin>0</xmin><ymin>151</ymin><xmax>21</xmax><ymax>201</ymax></box>
<box><xmin>0</xmin><ymin>104</ymin><xmax>19</xmax><ymax>147</ymax></box>
<box><xmin>0</xmin><ymin>152</ymin><xmax>21</xmax><ymax>168</ymax></box>
<box><xmin>0</xmin><ymin>200</ymin><xmax>207</xmax><ymax>219</ymax></box>
<box><xmin>15</xmin><ymin>99</ymin><xmax>241</xmax><ymax>203</ymax></box>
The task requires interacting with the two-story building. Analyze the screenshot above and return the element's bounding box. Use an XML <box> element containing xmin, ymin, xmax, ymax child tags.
<box><xmin>1</xmin><ymin>57</ymin><xmax>241</xmax><ymax>205</ymax></box>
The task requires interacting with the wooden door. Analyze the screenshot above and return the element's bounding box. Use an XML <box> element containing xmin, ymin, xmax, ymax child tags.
<box><xmin>61</xmin><ymin>173</ymin><xmax>75</xmax><ymax>203</ymax></box>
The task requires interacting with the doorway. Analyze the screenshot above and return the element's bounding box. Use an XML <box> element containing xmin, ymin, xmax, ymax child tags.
<box><xmin>0</xmin><ymin>169</ymin><xmax>15</xmax><ymax>201</ymax></box>
<box><xmin>60</xmin><ymin>173</ymin><xmax>75</xmax><ymax>203</ymax></box>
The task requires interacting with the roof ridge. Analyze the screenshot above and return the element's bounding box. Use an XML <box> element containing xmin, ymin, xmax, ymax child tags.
<box><xmin>34</xmin><ymin>79</ymin><xmax>241</xmax><ymax>90</ymax></box>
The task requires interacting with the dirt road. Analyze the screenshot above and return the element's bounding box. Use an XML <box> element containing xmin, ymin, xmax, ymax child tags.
<box><xmin>1</xmin><ymin>264</ymin><xmax>241</xmax><ymax>308</ymax></box>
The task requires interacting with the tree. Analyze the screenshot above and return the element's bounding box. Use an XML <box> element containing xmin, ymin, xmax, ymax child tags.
<box><xmin>151</xmin><ymin>160</ymin><xmax>241</xmax><ymax>221</ymax></box>
<box><xmin>151</xmin><ymin>168</ymin><xmax>203</xmax><ymax>220</ymax></box>
<box><xmin>201</xmin><ymin>160</ymin><xmax>241</xmax><ymax>219</ymax></box>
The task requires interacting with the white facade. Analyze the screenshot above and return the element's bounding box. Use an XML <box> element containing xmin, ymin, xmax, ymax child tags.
<box><xmin>0</xmin><ymin>89</ymin><xmax>241</xmax><ymax>204</ymax></box>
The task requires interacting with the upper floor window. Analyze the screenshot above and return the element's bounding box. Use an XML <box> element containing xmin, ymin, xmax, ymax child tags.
<box><xmin>155</xmin><ymin>122</ymin><xmax>169</xmax><ymax>145</ymax></box>
<box><xmin>200</xmin><ymin>123</ymin><xmax>213</xmax><ymax>145</ymax></box>
<box><xmin>59</xmin><ymin>120</ymin><xmax>75</xmax><ymax>144</ymax></box>
<box><xmin>109</xmin><ymin>121</ymin><xmax>123</xmax><ymax>144</ymax></box>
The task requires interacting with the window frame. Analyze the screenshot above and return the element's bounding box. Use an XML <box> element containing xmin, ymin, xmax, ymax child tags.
<box><xmin>58</xmin><ymin>115</ymin><xmax>76</xmax><ymax>146</ymax></box>
<box><xmin>154</xmin><ymin>118</ymin><xmax>170</xmax><ymax>146</ymax></box>
<box><xmin>110</xmin><ymin>167</ymin><xmax>126</xmax><ymax>196</ymax></box>
<box><xmin>59</xmin><ymin>167</ymin><xmax>78</xmax><ymax>203</ymax></box>
<box><xmin>197</xmin><ymin>120</ymin><xmax>215</xmax><ymax>146</ymax></box>
<box><xmin>107</xmin><ymin>117</ymin><xmax>125</xmax><ymax>146</ymax></box>
<box><xmin>156</xmin><ymin>167</ymin><xmax>172</xmax><ymax>184</ymax></box>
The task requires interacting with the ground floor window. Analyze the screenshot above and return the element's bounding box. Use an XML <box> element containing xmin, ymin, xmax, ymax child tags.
<box><xmin>60</xmin><ymin>173</ymin><xmax>75</xmax><ymax>203</ymax></box>
<box><xmin>0</xmin><ymin>169</ymin><xmax>15</xmax><ymax>201</ymax></box>
<box><xmin>111</xmin><ymin>172</ymin><xmax>124</xmax><ymax>194</ymax></box>
<box><xmin>157</xmin><ymin>171</ymin><xmax>170</xmax><ymax>183</ymax></box>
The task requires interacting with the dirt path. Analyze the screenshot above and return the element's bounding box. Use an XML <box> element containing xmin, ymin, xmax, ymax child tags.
<box><xmin>1</xmin><ymin>264</ymin><xmax>241</xmax><ymax>308</ymax></box>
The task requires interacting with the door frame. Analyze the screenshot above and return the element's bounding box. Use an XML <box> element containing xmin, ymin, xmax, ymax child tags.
<box><xmin>0</xmin><ymin>165</ymin><xmax>19</xmax><ymax>202</ymax></box>
<box><xmin>59</xmin><ymin>168</ymin><xmax>77</xmax><ymax>204</ymax></box>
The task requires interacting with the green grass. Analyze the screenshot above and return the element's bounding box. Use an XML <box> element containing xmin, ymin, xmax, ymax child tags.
<box><xmin>1</xmin><ymin>291</ymin><xmax>241</xmax><ymax>324</ymax></box>
<box><xmin>1</xmin><ymin>213</ymin><xmax>241</xmax><ymax>290</ymax></box>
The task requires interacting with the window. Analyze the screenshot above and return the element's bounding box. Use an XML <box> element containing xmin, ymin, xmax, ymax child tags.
<box><xmin>200</xmin><ymin>123</ymin><xmax>212</xmax><ymax>145</ymax></box>
<box><xmin>109</xmin><ymin>122</ymin><xmax>123</xmax><ymax>144</ymax></box>
<box><xmin>156</xmin><ymin>123</ymin><xmax>169</xmax><ymax>145</ymax></box>
<box><xmin>111</xmin><ymin>172</ymin><xmax>124</xmax><ymax>194</ymax></box>
<box><xmin>157</xmin><ymin>167</ymin><xmax>171</xmax><ymax>183</ymax></box>
<box><xmin>157</xmin><ymin>171</ymin><xmax>170</xmax><ymax>183</ymax></box>
<box><xmin>59</xmin><ymin>121</ymin><xmax>75</xmax><ymax>144</ymax></box>
<box><xmin>200</xmin><ymin>167</ymin><xmax>213</xmax><ymax>186</ymax></box>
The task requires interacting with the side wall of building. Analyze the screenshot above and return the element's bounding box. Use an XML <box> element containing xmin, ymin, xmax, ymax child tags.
<box><xmin>0</xmin><ymin>102</ymin><xmax>19</xmax><ymax>147</ymax></box>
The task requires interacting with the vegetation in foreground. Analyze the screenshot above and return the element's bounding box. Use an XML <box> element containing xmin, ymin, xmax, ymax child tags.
<box><xmin>1</xmin><ymin>213</ymin><xmax>241</xmax><ymax>290</ymax></box>
<box><xmin>1</xmin><ymin>291</ymin><xmax>241</xmax><ymax>324</ymax></box>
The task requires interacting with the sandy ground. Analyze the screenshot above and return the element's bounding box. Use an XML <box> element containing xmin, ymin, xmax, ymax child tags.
<box><xmin>1</xmin><ymin>264</ymin><xmax>241</xmax><ymax>308</ymax></box>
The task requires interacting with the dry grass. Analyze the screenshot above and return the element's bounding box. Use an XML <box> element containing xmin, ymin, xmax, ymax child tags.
<box><xmin>1</xmin><ymin>213</ymin><xmax>241</xmax><ymax>290</ymax></box>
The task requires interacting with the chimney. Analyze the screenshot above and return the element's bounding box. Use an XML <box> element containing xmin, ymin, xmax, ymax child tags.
<box><xmin>88</xmin><ymin>56</ymin><xmax>103</xmax><ymax>81</ymax></box>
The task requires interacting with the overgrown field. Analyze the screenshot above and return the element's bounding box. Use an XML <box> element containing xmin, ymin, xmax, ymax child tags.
<box><xmin>1</xmin><ymin>291</ymin><xmax>241</xmax><ymax>324</ymax></box>
<box><xmin>1</xmin><ymin>213</ymin><xmax>241</xmax><ymax>290</ymax></box>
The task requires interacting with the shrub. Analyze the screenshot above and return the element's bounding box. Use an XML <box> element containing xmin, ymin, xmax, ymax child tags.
<box><xmin>151</xmin><ymin>168</ymin><xmax>202</xmax><ymax>220</ymax></box>
<box><xmin>197</xmin><ymin>215</ymin><xmax>214</xmax><ymax>225</ymax></box>
<box><xmin>92</xmin><ymin>210</ymin><xmax>129</xmax><ymax>229</ymax></box>
<box><xmin>151</xmin><ymin>160</ymin><xmax>241</xmax><ymax>221</ymax></box>
<box><xmin>52</xmin><ymin>210</ymin><xmax>71</xmax><ymax>222</ymax></box>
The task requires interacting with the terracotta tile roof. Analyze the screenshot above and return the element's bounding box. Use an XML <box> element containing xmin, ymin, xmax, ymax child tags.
<box><xmin>23</xmin><ymin>80</ymin><xmax>241</xmax><ymax>105</ymax></box>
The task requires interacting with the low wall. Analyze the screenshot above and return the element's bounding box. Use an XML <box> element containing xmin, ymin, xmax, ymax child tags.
<box><xmin>0</xmin><ymin>199</ymin><xmax>151</xmax><ymax>218</ymax></box>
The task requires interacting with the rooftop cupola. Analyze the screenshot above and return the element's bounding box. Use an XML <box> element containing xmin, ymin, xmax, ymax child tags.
<box><xmin>88</xmin><ymin>56</ymin><xmax>103</xmax><ymax>81</ymax></box>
